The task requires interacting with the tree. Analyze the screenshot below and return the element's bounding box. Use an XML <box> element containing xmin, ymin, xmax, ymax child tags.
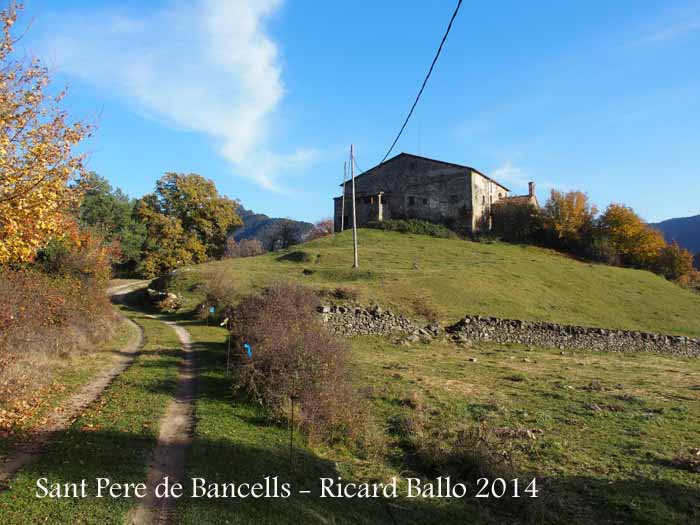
<box><xmin>134</xmin><ymin>194</ymin><xmax>205</xmax><ymax>277</ymax></box>
<box><xmin>224</xmin><ymin>238</ymin><xmax>265</xmax><ymax>258</ymax></box>
<box><xmin>541</xmin><ymin>190</ymin><xmax>597</xmax><ymax>251</ymax></box>
<box><xmin>261</xmin><ymin>219</ymin><xmax>303</xmax><ymax>251</ymax></box>
<box><xmin>135</xmin><ymin>174</ymin><xmax>241</xmax><ymax>276</ymax></box>
<box><xmin>654</xmin><ymin>242</ymin><xmax>693</xmax><ymax>281</ymax></box>
<box><xmin>152</xmin><ymin>173</ymin><xmax>241</xmax><ymax>258</ymax></box>
<box><xmin>74</xmin><ymin>173</ymin><xmax>146</xmax><ymax>270</ymax></box>
<box><xmin>0</xmin><ymin>5</ymin><xmax>90</xmax><ymax>263</ymax></box>
<box><xmin>491</xmin><ymin>201</ymin><xmax>542</xmax><ymax>243</ymax></box>
<box><xmin>599</xmin><ymin>204</ymin><xmax>666</xmax><ymax>270</ymax></box>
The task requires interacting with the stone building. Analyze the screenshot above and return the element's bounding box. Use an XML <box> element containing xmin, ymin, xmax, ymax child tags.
<box><xmin>333</xmin><ymin>153</ymin><xmax>535</xmax><ymax>233</ymax></box>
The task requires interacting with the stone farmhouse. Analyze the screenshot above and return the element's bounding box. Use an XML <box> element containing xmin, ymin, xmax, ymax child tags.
<box><xmin>333</xmin><ymin>153</ymin><xmax>537</xmax><ymax>233</ymax></box>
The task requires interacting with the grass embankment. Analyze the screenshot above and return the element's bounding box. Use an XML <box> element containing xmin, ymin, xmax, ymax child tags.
<box><xmin>0</xmin><ymin>316</ymin><xmax>138</xmax><ymax>457</ymax></box>
<box><xmin>175</xmin><ymin>321</ymin><xmax>700</xmax><ymax>523</ymax></box>
<box><xmin>0</xmin><ymin>307</ymin><xmax>182</xmax><ymax>524</ymax></box>
<box><xmin>169</xmin><ymin>229</ymin><xmax>700</xmax><ymax>337</ymax></box>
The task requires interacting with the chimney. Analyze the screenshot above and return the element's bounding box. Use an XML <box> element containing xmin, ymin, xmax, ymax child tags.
<box><xmin>528</xmin><ymin>181</ymin><xmax>535</xmax><ymax>197</ymax></box>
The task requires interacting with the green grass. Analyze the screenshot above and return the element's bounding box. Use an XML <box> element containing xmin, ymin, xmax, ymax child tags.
<box><xmin>170</xmin><ymin>229</ymin><xmax>700</xmax><ymax>337</ymax></box>
<box><xmin>176</xmin><ymin>322</ymin><xmax>495</xmax><ymax>524</ymax></box>
<box><xmin>0</xmin><ymin>308</ymin><xmax>182</xmax><ymax>524</ymax></box>
<box><xmin>174</xmin><ymin>322</ymin><xmax>700</xmax><ymax>524</ymax></box>
<box><xmin>350</xmin><ymin>336</ymin><xmax>700</xmax><ymax>523</ymax></box>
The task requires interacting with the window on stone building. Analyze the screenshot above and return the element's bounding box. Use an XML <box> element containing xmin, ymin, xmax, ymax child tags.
<box><xmin>408</xmin><ymin>196</ymin><xmax>415</xmax><ymax>206</ymax></box>
<box><xmin>422</xmin><ymin>198</ymin><xmax>427</xmax><ymax>205</ymax></box>
<box><xmin>450</xmin><ymin>195</ymin><xmax>459</xmax><ymax>203</ymax></box>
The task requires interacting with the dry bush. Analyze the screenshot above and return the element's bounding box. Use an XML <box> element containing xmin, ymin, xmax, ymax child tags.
<box><xmin>232</xmin><ymin>281</ymin><xmax>364</xmax><ymax>444</ymax></box>
<box><xmin>0</xmin><ymin>269</ymin><xmax>118</xmax><ymax>409</ymax></box>
<box><xmin>677</xmin><ymin>269</ymin><xmax>700</xmax><ymax>294</ymax></box>
<box><xmin>200</xmin><ymin>267</ymin><xmax>237</xmax><ymax>314</ymax></box>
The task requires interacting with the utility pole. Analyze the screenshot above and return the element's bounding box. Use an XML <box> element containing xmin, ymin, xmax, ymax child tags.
<box><xmin>350</xmin><ymin>145</ymin><xmax>359</xmax><ymax>268</ymax></box>
<box><xmin>340</xmin><ymin>161</ymin><xmax>347</xmax><ymax>232</ymax></box>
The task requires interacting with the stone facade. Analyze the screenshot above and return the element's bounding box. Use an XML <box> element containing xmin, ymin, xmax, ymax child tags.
<box><xmin>318</xmin><ymin>305</ymin><xmax>700</xmax><ymax>357</ymax></box>
<box><xmin>333</xmin><ymin>153</ymin><xmax>511</xmax><ymax>233</ymax></box>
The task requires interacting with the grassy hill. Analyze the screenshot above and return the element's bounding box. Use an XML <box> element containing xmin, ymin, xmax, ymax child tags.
<box><xmin>171</xmin><ymin>229</ymin><xmax>700</xmax><ymax>337</ymax></box>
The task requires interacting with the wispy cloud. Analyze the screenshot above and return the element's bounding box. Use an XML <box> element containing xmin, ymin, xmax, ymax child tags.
<box><xmin>490</xmin><ymin>161</ymin><xmax>562</xmax><ymax>196</ymax></box>
<box><xmin>628</xmin><ymin>5</ymin><xmax>700</xmax><ymax>47</ymax></box>
<box><xmin>41</xmin><ymin>0</ymin><xmax>315</xmax><ymax>192</ymax></box>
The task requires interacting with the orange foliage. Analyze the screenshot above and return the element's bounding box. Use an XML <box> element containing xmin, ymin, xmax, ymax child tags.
<box><xmin>0</xmin><ymin>5</ymin><xmax>90</xmax><ymax>263</ymax></box>
<box><xmin>541</xmin><ymin>190</ymin><xmax>597</xmax><ymax>248</ymax></box>
<box><xmin>599</xmin><ymin>204</ymin><xmax>666</xmax><ymax>269</ymax></box>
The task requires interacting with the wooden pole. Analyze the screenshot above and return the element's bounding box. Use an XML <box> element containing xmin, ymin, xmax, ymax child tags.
<box><xmin>350</xmin><ymin>145</ymin><xmax>359</xmax><ymax>268</ymax></box>
<box><xmin>340</xmin><ymin>161</ymin><xmax>347</xmax><ymax>232</ymax></box>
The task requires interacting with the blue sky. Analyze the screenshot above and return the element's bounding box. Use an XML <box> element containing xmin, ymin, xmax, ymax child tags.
<box><xmin>18</xmin><ymin>0</ymin><xmax>700</xmax><ymax>222</ymax></box>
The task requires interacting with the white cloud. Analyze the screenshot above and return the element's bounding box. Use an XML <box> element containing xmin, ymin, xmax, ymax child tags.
<box><xmin>42</xmin><ymin>0</ymin><xmax>315</xmax><ymax>192</ymax></box>
<box><xmin>490</xmin><ymin>161</ymin><xmax>562</xmax><ymax>196</ymax></box>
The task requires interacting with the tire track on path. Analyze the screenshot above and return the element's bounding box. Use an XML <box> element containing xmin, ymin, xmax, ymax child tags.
<box><xmin>129</xmin><ymin>320</ymin><xmax>195</xmax><ymax>525</ymax></box>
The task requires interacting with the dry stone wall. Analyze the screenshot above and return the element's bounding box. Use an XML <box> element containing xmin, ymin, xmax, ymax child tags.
<box><xmin>318</xmin><ymin>305</ymin><xmax>700</xmax><ymax>357</ymax></box>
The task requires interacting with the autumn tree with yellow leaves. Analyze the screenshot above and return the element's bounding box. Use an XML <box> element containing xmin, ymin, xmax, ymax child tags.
<box><xmin>0</xmin><ymin>4</ymin><xmax>90</xmax><ymax>264</ymax></box>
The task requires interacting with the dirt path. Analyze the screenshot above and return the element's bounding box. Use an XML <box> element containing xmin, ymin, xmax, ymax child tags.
<box><xmin>129</xmin><ymin>321</ymin><xmax>195</xmax><ymax>525</ymax></box>
<box><xmin>0</xmin><ymin>316</ymin><xmax>144</xmax><ymax>483</ymax></box>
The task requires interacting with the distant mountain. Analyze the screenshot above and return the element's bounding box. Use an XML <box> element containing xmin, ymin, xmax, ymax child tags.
<box><xmin>651</xmin><ymin>214</ymin><xmax>700</xmax><ymax>266</ymax></box>
<box><xmin>233</xmin><ymin>205</ymin><xmax>314</xmax><ymax>248</ymax></box>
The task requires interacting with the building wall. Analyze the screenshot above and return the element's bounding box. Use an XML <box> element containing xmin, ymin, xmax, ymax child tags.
<box><xmin>333</xmin><ymin>155</ymin><xmax>510</xmax><ymax>233</ymax></box>
<box><xmin>334</xmin><ymin>155</ymin><xmax>474</xmax><ymax>232</ymax></box>
<box><xmin>471</xmin><ymin>173</ymin><xmax>509</xmax><ymax>231</ymax></box>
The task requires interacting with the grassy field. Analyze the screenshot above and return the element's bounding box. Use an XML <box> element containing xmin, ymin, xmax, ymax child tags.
<box><xmin>173</xmin><ymin>320</ymin><xmax>700</xmax><ymax>524</ymax></box>
<box><xmin>169</xmin><ymin>229</ymin><xmax>700</xmax><ymax>337</ymax></box>
<box><xmin>0</xmin><ymin>308</ymin><xmax>183</xmax><ymax>524</ymax></box>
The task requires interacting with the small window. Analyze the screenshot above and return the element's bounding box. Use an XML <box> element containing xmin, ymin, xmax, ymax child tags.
<box><xmin>482</xmin><ymin>196</ymin><xmax>486</xmax><ymax>205</ymax></box>
<box><xmin>408</xmin><ymin>196</ymin><xmax>415</xmax><ymax>206</ymax></box>
<box><xmin>422</xmin><ymin>198</ymin><xmax>428</xmax><ymax>205</ymax></box>
<box><xmin>450</xmin><ymin>195</ymin><xmax>459</xmax><ymax>203</ymax></box>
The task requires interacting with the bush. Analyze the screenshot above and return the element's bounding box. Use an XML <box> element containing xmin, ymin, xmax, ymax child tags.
<box><xmin>367</xmin><ymin>219</ymin><xmax>458</xmax><ymax>238</ymax></box>
<box><xmin>200</xmin><ymin>267</ymin><xmax>237</xmax><ymax>315</ymax></box>
<box><xmin>36</xmin><ymin>223</ymin><xmax>117</xmax><ymax>282</ymax></box>
<box><xmin>491</xmin><ymin>201</ymin><xmax>542</xmax><ymax>243</ymax></box>
<box><xmin>232</xmin><ymin>282</ymin><xmax>363</xmax><ymax>443</ymax></box>
<box><xmin>581</xmin><ymin>236</ymin><xmax>621</xmax><ymax>266</ymax></box>
<box><xmin>654</xmin><ymin>242</ymin><xmax>694</xmax><ymax>280</ymax></box>
<box><xmin>0</xmin><ymin>269</ymin><xmax>117</xmax><ymax>406</ymax></box>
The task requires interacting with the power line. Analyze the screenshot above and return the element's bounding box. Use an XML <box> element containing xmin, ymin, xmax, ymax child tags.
<box><xmin>379</xmin><ymin>0</ymin><xmax>463</xmax><ymax>165</ymax></box>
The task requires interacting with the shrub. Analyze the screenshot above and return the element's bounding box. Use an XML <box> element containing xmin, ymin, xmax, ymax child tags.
<box><xmin>654</xmin><ymin>242</ymin><xmax>694</xmax><ymax>280</ymax></box>
<box><xmin>232</xmin><ymin>282</ymin><xmax>363</xmax><ymax>443</ymax></box>
<box><xmin>581</xmin><ymin>236</ymin><xmax>621</xmax><ymax>266</ymax></box>
<box><xmin>491</xmin><ymin>201</ymin><xmax>542</xmax><ymax>243</ymax></box>
<box><xmin>0</xmin><ymin>269</ymin><xmax>117</xmax><ymax>406</ymax></box>
<box><xmin>200</xmin><ymin>267</ymin><xmax>237</xmax><ymax>314</ymax></box>
<box><xmin>598</xmin><ymin>204</ymin><xmax>666</xmax><ymax>270</ymax></box>
<box><xmin>541</xmin><ymin>190</ymin><xmax>597</xmax><ymax>252</ymax></box>
<box><xmin>367</xmin><ymin>219</ymin><xmax>457</xmax><ymax>238</ymax></box>
<box><xmin>677</xmin><ymin>269</ymin><xmax>700</xmax><ymax>294</ymax></box>
<box><xmin>36</xmin><ymin>223</ymin><xmax>117</xmax><ymax>282</ymax></box>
